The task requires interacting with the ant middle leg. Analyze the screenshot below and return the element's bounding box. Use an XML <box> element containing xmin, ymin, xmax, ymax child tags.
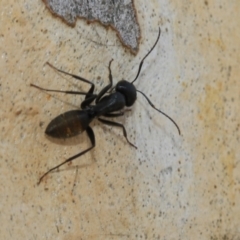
<box><xmin>38</xmin><ymin>126</ymin><xmax>95</xmax><ymax>185</ymax></box>
<box><xmin>30</xmin><ymin>83</ymin><xmax>97</xmax><ymax>98</ymax></box>
<box><xmin>46</xmin><ymin>62</ymin><xmax>96</xmax><ymax>106</ymax></box>
<box><xmin>30</xmin><ymin>83</ymin><xmax>98</xmax><ymax>109</ymax></box>
<box><xmin>104</xmin><ymin>112</ymin><xmax>124</xmax><ymax>118</ymax></box>
<box><xmin>98</xmin><ymin>118</ymin><xmax>137</xmax><ymax>149</ymax></box>
<box><xmin>103</xmin><ymin>109</ymin><xmax>132</xmax><ymax>118</ymax></box>
<box><xmin>47</xmin><ymin>62</ymin><xmax>95</xmax><ymax>94</ymax></box>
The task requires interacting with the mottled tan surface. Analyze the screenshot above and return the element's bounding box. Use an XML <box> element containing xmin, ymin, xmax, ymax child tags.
<box><xmin>0</xmin><ymin>0</ymin><xmax>239</xmax><ymax>239</ymax></box>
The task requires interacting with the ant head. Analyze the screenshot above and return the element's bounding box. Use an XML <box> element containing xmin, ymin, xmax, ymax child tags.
<box><xmin>116</xmin><ymin>80</ymin><xmax>137</xmax><ymax>107</ymax></box>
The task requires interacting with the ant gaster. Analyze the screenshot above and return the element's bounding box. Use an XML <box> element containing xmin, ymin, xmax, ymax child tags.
<box><xmin>31</xmin><ymin>28</ymin><xmax>181</xmax><ymax>185</ymax></box>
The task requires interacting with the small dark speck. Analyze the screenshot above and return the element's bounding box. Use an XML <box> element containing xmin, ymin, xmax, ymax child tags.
<box><xmin>204</xmin><ymin>1</ymin><xmax>208</xmax><ymax>6</ymax></box>
<box><xmin>41</xmin><ymin>29</ymin><xmax>48</xmax><ymax>34</ymax></box>
<box><xmin>39</xmin><ymin>121</ymin><xmax>44</xmax><ymax>127</ymax></box>
<box><xmin>227</xmin><ymin>65</ymin><xmax>232</xmax><ymax>78</ymax></box>
<box><xmin>15</xmin><ymin>110</ymin><xmax>22</xmax><ymax>116</ymax></box>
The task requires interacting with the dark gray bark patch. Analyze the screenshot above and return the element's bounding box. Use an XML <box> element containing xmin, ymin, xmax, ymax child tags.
<box><xmin>43</xmin><ymin>0</ymin><xmax>140</xmax><ymax>54</ymax></box>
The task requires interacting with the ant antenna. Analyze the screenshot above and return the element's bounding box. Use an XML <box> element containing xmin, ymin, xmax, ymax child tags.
<box><xmin>137</xmin><ymin>90</ymin><xmax>181</xmax><ymax>135</ymax></box>
<box><xmin>131</xmin><ymin>28</ymin><xmax>161</xmax><ymax>84</ymax></box>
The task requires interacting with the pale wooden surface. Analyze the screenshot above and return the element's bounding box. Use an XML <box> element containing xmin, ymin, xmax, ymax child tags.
<box><xmin>0</xmin><ymin>0</ymin><xmax>239</xmax><ymax>239</ymax></box>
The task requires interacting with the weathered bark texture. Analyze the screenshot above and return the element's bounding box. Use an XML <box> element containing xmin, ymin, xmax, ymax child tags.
<box><xmin>43</xmin><ymin>0</ymin><xmax>140</xmax><ymax>53</ymax></box>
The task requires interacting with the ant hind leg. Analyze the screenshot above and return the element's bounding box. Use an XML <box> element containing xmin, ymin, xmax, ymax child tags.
<box><xmin>38</xmin><ymin>126</ymin><xmax>95</xmax><ymax>185</ymax></box>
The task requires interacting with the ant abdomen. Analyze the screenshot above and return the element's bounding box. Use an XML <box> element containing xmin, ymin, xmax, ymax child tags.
<box><xmin>45</xmin><ymin>110</ymin><xmax>91</xmax><ymax>138</ymax></box>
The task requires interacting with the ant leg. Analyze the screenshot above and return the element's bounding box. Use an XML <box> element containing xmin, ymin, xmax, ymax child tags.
<box><xmin>131</xmin><ymin>28</ymin><xmax>161</xmax><ymax>84</ymax></box>
<box><xmin>30</xmin><ymin>83</ymin><xmax>97</xmax><ymax>109</ymax></box>
<box><xmin>137</xmin><ymin>90</ymin><xmax>181</xmax><ymax>135</ymax></box>
<box><xmin>47</xmin><ymin>62</ymin><xmax>95</xmax><ymax>94</ymax></box>
<box><xmin>81</xmin><ymin>95</ymin><xmax>97</xmax><ymax>109</ymax></box>
<box><xmin>30</xmin><ymin>84</ymin><xmax>97</xmax><ymax>98</ymax></box>
<box><xmin>104</xmin><ymin>112</ymin><xmax>124</xmax><ymax>117</ymax></box>
<box><xmin>49</xmin><ymin>59</ymin><xmax>114</xmax><ymax>108</ymax></box>
<box><xmin>103</xmin><ymin>109</ymin><xmax>132</xmax><ymax>118</ymax></box>
<box><xmin>47</xmin><ymin>62</ymin><xmax>96</xmax><ymax>106</ymax></box>
<box><xmin>38</xmin><ymin>126</ymin><xmax>95</xmax><ymax>185</ymax></box>
<box><xmin>95</xmin><ymin>59</ymin><xmax>113</xmax><ymax>103</ymax></box>
<box><xmin>98</xmin><ymin>118</ymin><xmax>137</xmax><ymax>149</ymax></box>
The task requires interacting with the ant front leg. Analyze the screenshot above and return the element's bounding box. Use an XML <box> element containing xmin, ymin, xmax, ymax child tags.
<box><xmin>95</xmin><ymin>59</ymin><xmax>114</xmax><ymax>103</ymax></box>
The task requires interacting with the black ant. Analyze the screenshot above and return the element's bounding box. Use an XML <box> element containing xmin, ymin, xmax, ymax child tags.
<box><xmin>31</xmin><ymin>27</ymin><xmax>180</xmax><ymax>185</ymax></box>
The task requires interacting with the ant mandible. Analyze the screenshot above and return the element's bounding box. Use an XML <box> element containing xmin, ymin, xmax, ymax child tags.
<box><xmin>31</xmin><ymin>27</ymin><xmax>181</xmax><ymax>185</ymax></box>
